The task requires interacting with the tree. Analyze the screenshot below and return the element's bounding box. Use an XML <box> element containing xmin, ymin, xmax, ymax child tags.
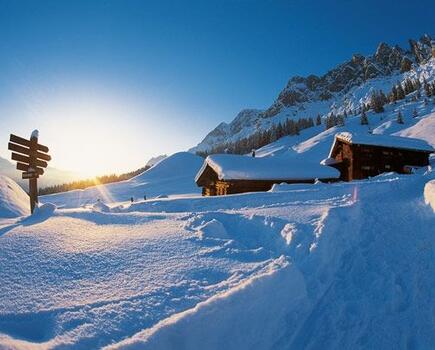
<box><xmin>316</xmin><ymin>113</ymin><xmax>322</xmax><ymax>126</ymax></box>
<box><xmin>370</xmin><ymin>90</ymin><xmax>385</xmax><ymax>113</ymax></box>
<box><xmin>396</xmin><ymin>83</ymin><xmax>405</xmax><ymax>100</ymax></box>
<box><xmin>336</xmin><ymin>114</ymin><xmax>345</xmax><ymax>127</ymax></box>
<box><xmin>389</xmin><ymin>85</ymin><xmax>397</xmax><ymax>103</ymax></box>
<box><xmin>397</xmin><ymin>111</ymin><xmax>404</xmax><ymax>124</ymax></box>
<box><xmin>412</xmin><ymin>108</ymin><xmax>418</xmax><ymax>118</ymax></box>
<box><xmin>423</xmin><ymin>78</ymin><xmax>432</xmax><ymax>97</ymax></box>
<box><xmin>360</xmin><ymin>109</ymin><xmax>369</xmax><ymax>125</ymax></box>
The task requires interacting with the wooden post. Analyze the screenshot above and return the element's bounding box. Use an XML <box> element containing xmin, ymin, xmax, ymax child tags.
<box><xmin>29</xmin><ymin>131</ymin><xmax>39</xmax><ymax>213</ymax></box>
<box><xmin>8</xmin><ymin>130</ymin><xmax>50</xmax><ymax>214</ymax></box>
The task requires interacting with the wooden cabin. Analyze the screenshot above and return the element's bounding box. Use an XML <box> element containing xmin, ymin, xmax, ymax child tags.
<box><xmin>324</xmin><ymin>132</ymin><xmax>434</xmax><ymax>181</ymax></box>
<box><xmin>195</xmin><ymin>154</ymin><xmax>340</xmax><ymax>196</ymax></box>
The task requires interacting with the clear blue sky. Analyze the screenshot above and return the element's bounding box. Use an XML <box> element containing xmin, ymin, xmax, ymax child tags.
<box><xmin>0</xmin><ymin>0</ymin><xmax>434</xmax><ymax>175</ymax></box>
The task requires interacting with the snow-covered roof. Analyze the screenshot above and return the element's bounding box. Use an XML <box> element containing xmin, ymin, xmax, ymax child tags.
<box><xmin>329</xmin><ymin>132</ymin><xmax>435</xmax><ymax>157</ymax></box>
<box><xmin>196</xmin><ymin>154</ymin><xmax>340</xmax><ymax>182</ymax></box>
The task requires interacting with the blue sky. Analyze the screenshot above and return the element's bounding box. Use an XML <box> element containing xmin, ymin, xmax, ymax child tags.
<box><xmin>0</xmin><ymin>0</ymin><xmax>434</xmax><ymax>175</ymax></box>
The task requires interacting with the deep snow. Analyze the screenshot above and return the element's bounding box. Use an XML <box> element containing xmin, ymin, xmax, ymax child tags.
<box><xmin>0</xmin><ymin>175</ymin><xmax>30</xmax><ymax>218</ymax></box>
<box><xmin>0</xmin><ymin>169</ymin><xmax>434</xmax><ymax>349</ymax></box>
<box><xmin>0</xmin><ymin>61</ymin><xmax>435</xmax><ymax>349</ymax></box>
<box><xmin>41</xmin><ymin>152</ymin><xmax>203</xmax><ymax>209</ymax></box>
<box><xmin>197</xmin><ymin>154</ymin><xmax>339</xmax><ymax>181</ymax></box>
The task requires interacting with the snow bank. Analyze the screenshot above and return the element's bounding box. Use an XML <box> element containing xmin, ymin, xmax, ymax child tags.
<box><xmin>424</xmin><ymin>180</ymin><xmax>435</xmax><ymax>212</ymax></box>
<box><xmin>0</xmin><ymin>175</ymin><xmax>30</xmax><ymax>218</ymax></box>
<box><xmin>106</xmin><ymin>257</ymin><xmax>306</xmax><ymax>350</ymax></box>
<box><xmin>194</xmin><ymin>219</ymin><xmax>229</xmax><ymax>239</ymax></box>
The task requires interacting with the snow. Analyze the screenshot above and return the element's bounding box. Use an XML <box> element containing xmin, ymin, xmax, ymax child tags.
<box><xmin>0</xmin><ymin>175</ymin><xmax>30</xmax><ymax>218</ymax></box>
<box><xmin>145</xmin><ymin>154</ymin><xmax>167</xmax><ymax>168</ymax></box>
<box><xmin>1</xmin><ymin>167</ymin><xmax>434</xmax><ymax>349</ymax></box>
<box><xmin>394</xmin><ymin>112</ymin><xmax>435</xmax><ymax>147</ymax></box>
<box><xmin>332</xmin><ymin>131</ymin><xmax>435</xmax><ymax>153</ymax></box>
<box><xmin>424</xmin><ymin>179</ymin><xmax>435</xmax><ymax>212</ymax></box>
<box><xmin>30</xmin><ymin>129</ymin><xmax>39</xmax><ymax>139</ymax></box>
<box><xmin>42</xmin><ymin>152</ymin><xmax>204</xmax><ymax>208</ymax></box>
<box><xmin>1</xmin><ymin>51</ymin><xmax>435</xmax><ymax>350</ymax></box>
<box><xmin>197</xmin><ymin>154</ymin><xmax>340</xmax><ymax>181</ymax></box>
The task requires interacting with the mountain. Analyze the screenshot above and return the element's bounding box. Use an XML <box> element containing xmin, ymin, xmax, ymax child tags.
<box><xmin>146</xmin><ymin>154</ymin><xmax>167</xmax><ymax>167</ymax></box>
<box><xmin>191</xmin><ymin>34</ymin><xmax>435</xmax><ymax>153</ymax></box>
<box><xmin>0</xmin><ymin>155</ymin><xmax>81</xmax><ymax>189</ymax></box>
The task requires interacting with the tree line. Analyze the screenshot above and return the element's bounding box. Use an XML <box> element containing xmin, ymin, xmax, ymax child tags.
<box><xmin>197</xmin><ymin>117</ymin><xmax>315</xmax><ymax>157</ymax></box>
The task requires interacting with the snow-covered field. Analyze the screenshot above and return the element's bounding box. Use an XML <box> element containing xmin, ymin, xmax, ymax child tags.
<box><xmin>1</xmin><ymin>62</ymin><xmax>435</xmax><ymax>349</ymax></box>
<box><xmin>1</xmin><ymin>167</ymin><xmax>434</xmax><ymax>349</ymax></box>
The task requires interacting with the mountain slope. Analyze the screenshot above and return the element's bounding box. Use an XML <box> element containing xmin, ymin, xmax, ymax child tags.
<box><xmin>191</xmin><ymin>34</ymin><xmax>434</xmax><ymax>153</ymax></box>
<box><xmin>41</xmin><ymin>152</ymin><xmax>204</xmax><ymax>208</ymax></box>
<box><xmin>0</xmin><ymin>156</ymin><xmax>81</xmax><ymax>188</ymax></box>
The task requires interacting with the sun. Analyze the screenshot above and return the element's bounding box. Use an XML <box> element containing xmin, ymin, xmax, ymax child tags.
<box><xmin>35</xmin><ymin>91</ymin><xmax>150</xmax><ymax>177</ymax></box>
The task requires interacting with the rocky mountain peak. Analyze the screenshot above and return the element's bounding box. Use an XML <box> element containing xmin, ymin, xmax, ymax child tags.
<box><xmin>191</xmin><ymin>34</ymin><xmax>434</xmax><ymax>154</ymax></box>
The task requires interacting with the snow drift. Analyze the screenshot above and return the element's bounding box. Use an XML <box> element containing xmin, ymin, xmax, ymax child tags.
<box><xmin>424</xmin><ymin>179</ymin><xmax>435</xmax><ymax>212</ymax></box>
<box><xmin>0</xmin><ymin>175</ymin><xmax>30</xmax><ymax>218</ymax></box>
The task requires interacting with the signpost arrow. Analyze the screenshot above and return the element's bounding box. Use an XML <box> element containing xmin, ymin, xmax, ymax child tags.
<box><xmin>8</xmin><ymin>130</ymin><xmax>51</xmax><ymax>214</ymax></box>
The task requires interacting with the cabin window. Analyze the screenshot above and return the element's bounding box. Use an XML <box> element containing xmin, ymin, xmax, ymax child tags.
<box><xmin>361</xmin><ymin>166</ymin><xmax>374</xmax><ymax>171</ymax></box>
<box><xmin>385</xmin><ymin>165</ymin><xmax>391</xmax><ymax>170</ymax></box>
<box><xmin>382</xmin><ymin>150</ymin><xmax>393</xmax><ymax>156</ymax></box>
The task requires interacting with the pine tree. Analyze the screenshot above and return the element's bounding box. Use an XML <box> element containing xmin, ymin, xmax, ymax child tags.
<box><xmin>397</xmin><ymin>111</ymin><xmax>404</xmax><ymax>124</ymax></box>
<box><xmin>379</xmin><ymin>90</ymin><xmax>388</xmax><ymax>105</ymax></box>
<box><xmin>336</xmin><ymin>114</ymin><xmax>345</xmax><ymax>126</ymax></box>
<box><xmin>316</xmin><ymin>114</ymin><xmax>322</xmax><ymax>126</ymax></box>
<box><xmin>423</xmin><ymin>78</ymin><xmax>432</xmax><ymax>97</ymax></box>
<box><xmin>396</xmin><ymin>83</ymin><xmax>405</xmax><ymax>100</ymax></box>
<box><xmin>390</xmin><ymin>85</ymin><xmax>398</xmax><ymax>103</ymax></box>
<box><xmin>370</xmin><ymin>90</ymin><xmax>385</xmax><ymax>113</ymax></box>
<box><xmin>360</xmin><ymin>109</ymin><xmax>369</xmax><ymax>125</ymax></box>
<box><xmin>308</xmin><ymin>117</ymin><xmax>314</xmax><ymax>128</ymax></box>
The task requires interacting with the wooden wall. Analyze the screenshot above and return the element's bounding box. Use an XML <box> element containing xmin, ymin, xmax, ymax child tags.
<box><xmin>331</xmin><ymin>140</ymin><xmax>430</xmax><ymax>181</ymax></box>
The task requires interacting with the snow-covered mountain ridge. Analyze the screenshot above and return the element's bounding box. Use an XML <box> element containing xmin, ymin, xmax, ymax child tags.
<box><xmin>191</xmin><ymin>34</ymin><xmax>434</xmax><ymax>153</ymax></box>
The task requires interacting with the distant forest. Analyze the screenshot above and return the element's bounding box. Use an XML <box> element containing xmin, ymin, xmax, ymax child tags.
<box><xmin>39</xmin><ymin>165</ymin><xmax>150</xmax><ymax>195</ymax></box>
<box><xmin>197</xmin><ymin>76</ymin><xmax>435</xmax><ymax>158</ymax></box>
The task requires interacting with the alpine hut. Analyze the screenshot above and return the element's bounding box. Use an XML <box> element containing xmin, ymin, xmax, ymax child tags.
<box><xmin>323</xmin><ymin>132</ymin><xmax>434</xmax><ymax>181</ymax></box>
<box><xmin>195</xmin><ymin>154</ymin><xmax>340</xmax><ymax>196</ymax></box>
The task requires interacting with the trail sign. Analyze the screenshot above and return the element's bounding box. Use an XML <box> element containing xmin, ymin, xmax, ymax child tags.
<box><xmin>22</xmin><ymin>171</ymin><xmax>39</xmax><ymax>180</ymax></box>
<box><xmin>8</xmin><ymin>130</ymin><xmax>51</xmax><ymax>213</ymax></box>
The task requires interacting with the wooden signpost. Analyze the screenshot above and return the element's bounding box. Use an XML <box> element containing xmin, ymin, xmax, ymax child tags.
<box><xmin>8</xmin><ymin>130</ymin><xmax>51</xmax><ymax>213</ymax></box>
